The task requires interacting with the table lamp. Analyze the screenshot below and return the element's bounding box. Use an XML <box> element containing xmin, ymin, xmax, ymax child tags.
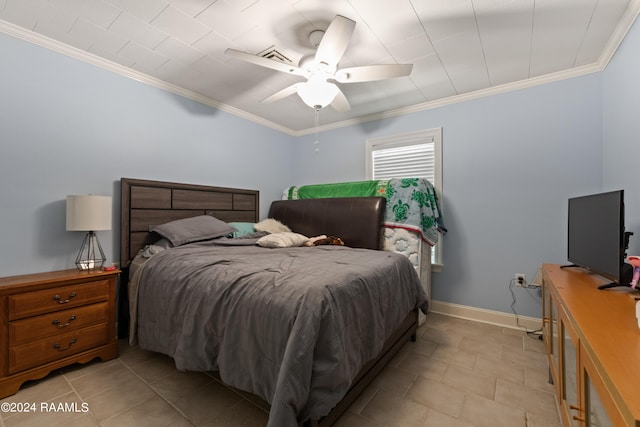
<box><xmin>66</xmin><ymin>195</ymin><xmax>112</xmax><ymax>270</ymax></box>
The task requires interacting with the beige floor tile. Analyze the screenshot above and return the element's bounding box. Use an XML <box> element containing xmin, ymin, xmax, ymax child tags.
<box><xmin>406</xmin><ymin>376</ymin><xmax>465</xmax><ymax>418</ymax></box>
<box><xmin>421</xmin><ymin>326</ymin><xmax>463</xmax><ymax>347</ymax></box>
<box><xmin>62</xmin><ymin>413</ymin><xmax>101</xmax><ymax>427</ymax></box>
<box><xmin>494</xmin><ymin>378</ymin><xmax>560</xmax><ymax>424</ymax></box>
<box><xmin>68</xmin><ymin>361</ymin><xmax>140</xmax><ymax>399</ymax></box>
<box><xmin>500</xmin><ymin>345</ymin><xmax>548</xmax><ymax>371</ymax></box>
<box><xmin>359</xmin><ymin>389</ymin><xmax>429</xmax><ymax>427</ymax></box>
<box><xmin>430</xmin><ymin>344</ymin><xmax>478</xmax><ymax>370</ymax></box>
<box><xmin>473</xmin><ymin>354</ymin><xmax>524</xmax><ymax>385</ymax></box>
<box><xmin>457</xmin><ymin>336</ymin><xmax>502</xmax><ymax>359</ymax></box>
<box><xmin>100</xmin><ymin>395</ymin><xmax>192</xmax><ymax>427</ymax></box>
<box><xmin>526</xmin><ymin>411</ymin><xmax>563</xmax><ymax>427</ymax></box>
<box><xmin>406</xmin><ymin>336</ymin><xmax>439</xmax><ymax>358</ymax></box>
<box><xmin>395</xmin><ymin>351</ymin><xmax>448</xmax><ymax>381</ymax></box>
<box><xmin>460</xmin><ymin>394</ymin><xmax>526</xmax><ymax>427</ymax></box>
<box><xmin>480</xmin><ymin>330</ymin><xmax>525</xmax><ymax>350</ymax></box>
<box><xmin>442</xmin><ymin>365</ymin><xmax>496</xmax><ymax>400</ymax></box>
<box><xmin>83</xmin><ymin>374</ymin><xmax>157</xmax><ymax>421</ymax></box>
<box><xmin>423</xmin><ymin>407</ymin><xmax>475</xmax><ymax>427</ymax></box>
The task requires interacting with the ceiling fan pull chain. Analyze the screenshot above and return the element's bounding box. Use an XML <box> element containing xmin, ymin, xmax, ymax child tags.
<box><xmin>313</xmin><ymin>108</ymin><xmax>320</xmax><ymax>152</ymax></box>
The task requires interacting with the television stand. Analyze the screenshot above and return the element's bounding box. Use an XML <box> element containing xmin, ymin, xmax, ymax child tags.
<box><xmin>541</xmin><ymin>264</ymin><xmax>640</xmax><ymax>425</ymax></box>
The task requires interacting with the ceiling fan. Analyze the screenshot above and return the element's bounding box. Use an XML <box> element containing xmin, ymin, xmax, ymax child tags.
<box><xmin>225</xmin><ymin>14</ymin><xmax>413</xmax><ymax>112</ymax></box>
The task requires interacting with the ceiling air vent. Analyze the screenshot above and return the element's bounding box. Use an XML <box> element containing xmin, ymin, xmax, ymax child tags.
<box><xmin>257</xmin><ymin>45</ymin><xmax>293</xmax><ymax>63</ymax></box>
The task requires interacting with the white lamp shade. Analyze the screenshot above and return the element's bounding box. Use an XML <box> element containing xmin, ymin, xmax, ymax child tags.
<box><xmin>297</xmin><ymin>79</ymin><xmax>339</xmax><ymax>109</ymax></box>
<box><xmin>66</xmin><ymin>195</ymin><xmax>112</xmax><ymax>231</ymax></box>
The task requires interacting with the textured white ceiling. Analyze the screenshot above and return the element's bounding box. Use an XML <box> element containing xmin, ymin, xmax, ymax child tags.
<box><xmin>1</xmin><ymin>0</ymin><xmax>638</xmax><ymax>134</ymax></box>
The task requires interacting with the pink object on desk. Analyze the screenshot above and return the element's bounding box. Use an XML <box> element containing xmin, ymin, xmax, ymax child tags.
<box><xmin>627</xmin><ymin>255</ymin><xmax>640</xmax><ymax>288</ymax></box>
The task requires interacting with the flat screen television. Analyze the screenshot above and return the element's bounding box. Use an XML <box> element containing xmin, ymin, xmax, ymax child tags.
<box><xmin>566</xmin><ymin>190</ymin><xmax>633</xmax><ymax>289</ymax></box>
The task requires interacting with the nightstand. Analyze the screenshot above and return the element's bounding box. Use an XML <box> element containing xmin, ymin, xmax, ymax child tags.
<box><xmin>0</xmin><ymin>269</ymin><xmax>120</xmax><ymax>398</ymax></box>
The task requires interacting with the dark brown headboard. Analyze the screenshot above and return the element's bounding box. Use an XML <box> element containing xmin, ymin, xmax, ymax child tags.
<box><xmin>120</xmin><ymin>178</ymin><xmax>259</xmax><ymax>268</ymax></box>
<box><xmin>269</xmin><ymin>197</ymin><xmax>386</xmax><ymax>250</ymax></box>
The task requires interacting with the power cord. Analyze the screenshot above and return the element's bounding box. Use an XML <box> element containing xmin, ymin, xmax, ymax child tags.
<box><xmin>509</xmin><ymin>278</ymin><xmax>543</xmax><ymax>340</ymax></box>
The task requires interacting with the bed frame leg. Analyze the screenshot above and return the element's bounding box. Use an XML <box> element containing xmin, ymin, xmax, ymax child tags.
<box><xmin>411</xmin><ymin>331</ymin><xmax>417</xmax><ymax>342</ymax></box>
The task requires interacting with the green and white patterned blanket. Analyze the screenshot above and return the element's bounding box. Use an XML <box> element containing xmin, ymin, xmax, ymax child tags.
<box><xmin>285</xmin><ymin>178</ymin><xmax>446</xmax><ymax>246</ymax></box>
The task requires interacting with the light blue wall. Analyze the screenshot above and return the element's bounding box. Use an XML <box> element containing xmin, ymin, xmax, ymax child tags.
<box><xmin>293</xmin><ymin>74</ymin><xmax>604</xmax><ymax>318</ymax></box>
<box><xmin>603</xmin><ymin>17</ymin><xmax>640</xmax><ymax>257</ymax></box>
<box><xmin>0</xmin><ymin>33</ymin><xmax>295</xmax><ymax>276</ymax></box>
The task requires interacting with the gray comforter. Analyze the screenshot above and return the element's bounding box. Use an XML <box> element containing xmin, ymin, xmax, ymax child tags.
<box><xmin>135</xmin><ymin>241</ymin><xmax>427</xmax><ymax>426</ymax></box>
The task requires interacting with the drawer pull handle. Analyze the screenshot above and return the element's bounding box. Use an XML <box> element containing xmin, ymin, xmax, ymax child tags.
<box><xmin>53</xmin><ymin>292</ymin><xmax>77</xmax><ymax>304</ymax></box>
<box><xmin>52</xmin><ymin>315</ymin><xmax>77</xmax><ymax>328</ymax></box>
<box><xmin>53</xmin><ymin>338</ymin><xmax>77</xmax><ymax>351</ymax></box>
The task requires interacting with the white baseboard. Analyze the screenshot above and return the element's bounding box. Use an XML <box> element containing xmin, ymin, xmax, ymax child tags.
<box><xmin>429</xmin><ymin>300</ymin><xmax>542</xmax><ymax>332</ymax></box>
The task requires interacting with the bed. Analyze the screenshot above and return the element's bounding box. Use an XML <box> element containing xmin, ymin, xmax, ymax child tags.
<box><xmin>120</xmin><ymin>178</ymin><xmax>428</xmax><ymax>427</ymax></box>
<box><xmin>284</xmin><ymin>178</ymin><xmax>446</xmax><ymax>321</ymax></box>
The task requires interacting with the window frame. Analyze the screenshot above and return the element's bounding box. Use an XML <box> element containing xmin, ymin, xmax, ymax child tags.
<box><xmin>365</xmin><ymin>128</ymin><xmax>443</xmax><ymax>270</ymax></box>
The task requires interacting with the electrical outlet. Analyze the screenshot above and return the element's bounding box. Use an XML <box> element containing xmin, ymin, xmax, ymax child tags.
<box><xmin>515</xmin><ymin>273</ymin><xmax>526</xmax><ymax>287</ymax></box>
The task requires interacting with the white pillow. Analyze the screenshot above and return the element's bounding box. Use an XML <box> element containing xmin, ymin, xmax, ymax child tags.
<box><xmin>257</xmin><ymin>232</ymin><xmax>308</xmax><ymax>248</ymax></box>
<box><xmin>254</xmin><ymin>218</ymin><xmax>291</xmax><ymax>234</ymax></box>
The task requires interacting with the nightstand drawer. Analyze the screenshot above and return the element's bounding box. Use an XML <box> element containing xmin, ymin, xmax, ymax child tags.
<box><xmin>9</xmin><ymin>302</ymin><xmax>109</xmax><ymax>346</ymax></box>
<box><xmin>9</xmin><ymin>323</ymin><xmax>110</xmax><ymax>374</ymax></box>
<box><xmin>8</xmin><ymin>280</ymin><xmax>109</xmax><ymax>320</ymax></box>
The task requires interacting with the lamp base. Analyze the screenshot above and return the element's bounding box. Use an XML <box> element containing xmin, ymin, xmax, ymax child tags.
<box><xmin>75</xmin><ymin>231</ymin><xmax>106</xmax><ymax>271</ymax></box>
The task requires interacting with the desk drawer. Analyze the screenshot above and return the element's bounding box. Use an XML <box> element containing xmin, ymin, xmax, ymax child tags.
<box><xmin>9</xmin><ymin>323</ymin><xmax>110</xmax><ymax>374</ymax></box>
<box><xmin>9</xmin><ymin>302</ymin><xmax>109</xmax><ymax>345</ymax></box>
<box><xmin>8</xmin><ymin>280</ymin><xmax>109</xmax><ymax>320</ymax></box>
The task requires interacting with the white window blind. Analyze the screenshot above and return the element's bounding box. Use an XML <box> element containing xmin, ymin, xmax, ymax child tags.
<box><xmin>371</xmin><ymin>142</ymin><xmax>435</xmax><ymax>182</ymax></box>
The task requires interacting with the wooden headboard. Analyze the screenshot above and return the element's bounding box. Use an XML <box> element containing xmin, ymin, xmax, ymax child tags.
<box><xmin>120</xmin><ymin>178</ymin><xmax>259</xmax><ymax>268</ymax></box>
<box><xmin>269</xmin><ymin>197</ymin><xmax>386</xmax><ymax>251</ymax></box>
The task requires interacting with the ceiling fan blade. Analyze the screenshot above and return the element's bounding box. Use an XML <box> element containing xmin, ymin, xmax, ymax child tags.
<box><xmin>225</xmin><ymin>48</ymin><xmax>306</xmax><ymax>77</ymax></box>
<box><xmin>314</xmin><ymin>15</ymin><xmax>356</xmax><ymax>68</ymax></box>
<box><xmin>261</xmin><ymin>83</ymin><xmax>303</xmax><ymax>104</ymax></box>
<box><xmin>334</xmin><ymin>64</ymin><xmax>413</xmax><ymax>83</ymax></box>
<box><xmin>330</xmin><ymin>87</ymin><xmax>351</xmax><ymax>112</ymax></box>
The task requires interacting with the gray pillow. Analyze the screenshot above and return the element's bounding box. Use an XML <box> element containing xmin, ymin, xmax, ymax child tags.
<box><xmin>151</xmin><ymin>215</ymin><xmax>235</xmax><ymax>246</ymax></box>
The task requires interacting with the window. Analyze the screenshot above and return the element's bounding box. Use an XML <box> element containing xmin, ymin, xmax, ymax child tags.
<box><xmin>366</xmin><ymin>128</ymin><xmax>443</xmax><ymax>268</ymax></box>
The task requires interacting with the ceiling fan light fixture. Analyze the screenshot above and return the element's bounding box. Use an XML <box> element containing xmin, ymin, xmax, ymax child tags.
<box><xmin>226</xmin><ymin>15</ymin><xmax>411</xmax><ymax>114</ymax></box>
<box><xmin>297</xmin><ymin>78</ymin><xmax>339</xmax><ymax>109</ymax></box>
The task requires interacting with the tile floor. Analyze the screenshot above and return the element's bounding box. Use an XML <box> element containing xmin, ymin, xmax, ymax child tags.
<box><xmin>0</xmin><ymin>313</ymin><xmax>562</xmax><ymax>427</ymax></box>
